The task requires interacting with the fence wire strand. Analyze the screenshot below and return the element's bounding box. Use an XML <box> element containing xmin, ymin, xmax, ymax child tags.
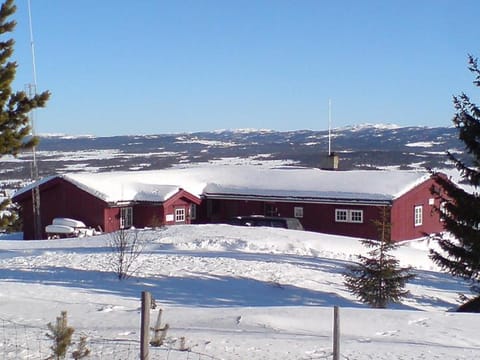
<box><xmin>0</xmin><ymin>317</ymin><xmax>223</xmax><ymax>360</ymax></box>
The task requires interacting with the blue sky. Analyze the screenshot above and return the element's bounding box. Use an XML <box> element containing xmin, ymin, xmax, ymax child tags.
<box><xmin>9</xmin><ymin>0</ymin><xmax>480</xmax><ymax>136</ymax></box>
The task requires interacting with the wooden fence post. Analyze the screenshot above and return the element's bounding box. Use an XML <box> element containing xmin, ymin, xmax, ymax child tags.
<box><xmin>333</xmin><ymin>306</ymin><xmax>340</xmax><ymax>360</ymax></box>
<box><xmin>140</xmin><ymin>291</ymin><xmax>151</xmax><ymax>360</ymax></box>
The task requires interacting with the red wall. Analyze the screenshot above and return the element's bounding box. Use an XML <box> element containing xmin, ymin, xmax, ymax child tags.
<box><xmin>15</xmin><ymin>175</ymin><xmax>445</xmax><ymax>242</ymax></box>
<box><xmin>103</xmin><ymin>207</ymin><xmax>120</xmax><ymax>233</ymax></box>
<box><xmin>200</xmin><ymin>198</ymin><xmax>385</xmax><ymax>240</ymax></box>
<box><xmin>17</xmin><ymin>178</ymin><xmax>108</xmax><ymax>239</ymax></box>
<box><xmin>199</xmin><ymin>177</ymin><xmax>446</xmax><ymax>241</ymax></box>
<box><xmin>133</xmin><ymin>205</ymin><xmax>165</xmax><ymax>228</ymax></box>
<box><xmin>16</xmin><ymin>180</ymin><xmax>201</xmax><ymax>239</ymax></box>
<box><xmin>163</xmin><ymin>197</ymin><xmax>192</xmax><ymax>225</ymax></box>
<box><xmin>391</xmin><ymin>177</ymin><xmax>444</xmax><ymax>241</ymax></box>
<box><xmin>106</xmin><ymin>197</ymin><xmax>193</xmax><ymax>230</ymax></box>
<box><xmin>17</xmin><ymin>196</ymin><xmax>34</xmax><ymax>240</ymax></box>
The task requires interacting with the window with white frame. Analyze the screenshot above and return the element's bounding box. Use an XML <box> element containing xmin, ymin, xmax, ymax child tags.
<box><xmin>120</xmin><ymin>207</ymin><xmax>133</xmax><ymax>229</ymax></box>
<box><xmin>175</xmin><ymin>207</ymin><xmax>186</xmax><ymax>223</ymax></box>
<box><xmin>414</xmin><ymin>205</ymin><xmax>423</xmax><ymax>226</ymax></box>
<box><xmin>190</xmin><ymin>204</ymin><xmax>197</xmax><ymax>220</ymax></box>
<box><xmin>294</xmin><ymin>206</ymin><xmax>304</xmax><ymax>218</ymax></box>
<box><xmin>335</xmin><ymin>209</ymin><xmax>364</xmax><ymax>223</ymax></box>
<box><xmin>350</xmin><ymin>210</ymin><xmax>363</xmax><ymax>223</ymax></box>
<box><xmin>335</xmin><ymin>209</ymin><xmax>349</xmax><ymax>222</ymax></box>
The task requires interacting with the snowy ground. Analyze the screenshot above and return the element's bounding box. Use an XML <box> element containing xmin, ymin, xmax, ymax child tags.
<box><xmin>0</xmin><ymin>225</ymin><xmax>479</xmax><ymax>359</ymax></box>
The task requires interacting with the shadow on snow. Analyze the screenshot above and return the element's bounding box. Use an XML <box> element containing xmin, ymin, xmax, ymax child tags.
<box><xmin>0</xmin><ymin>265</ymin><xmax>360</xmax><ymax>308</ymax></box>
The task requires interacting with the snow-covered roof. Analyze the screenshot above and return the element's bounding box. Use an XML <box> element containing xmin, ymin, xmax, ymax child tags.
<box><xmin>201</xmin><ymin>167</ymin><xmax>430</xmax><ymax>203</ymax></box>
<box><xmin>64</xmin><ymin>173</ymin><xmax>182</xmax><ymax>202</ymax></box>
<box><xmin>13</xmin><ymin>173</ymin><xmax>192</xmax><ymax>204</ymax></box>
<box><xmin>13</xmin><ymin>165</ymin><xmax>432</xmax><ymax>204</ymax></box>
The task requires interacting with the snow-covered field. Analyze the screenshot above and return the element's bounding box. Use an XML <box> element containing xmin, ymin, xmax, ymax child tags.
<box><xmin>0</xmin><ymin>225</ymin><xmax>479</xmax><ymax>359</ymax></box>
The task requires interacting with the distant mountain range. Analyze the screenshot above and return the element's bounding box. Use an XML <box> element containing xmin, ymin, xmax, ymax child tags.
<box><xmin>0</xmin><ymin>125</ymin><xmax>465</xmax><ymax>193</ymax></box>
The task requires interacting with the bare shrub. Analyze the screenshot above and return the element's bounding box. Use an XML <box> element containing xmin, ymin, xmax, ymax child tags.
<box><xmin>107</xmin><ymin>228</ymin><xmax>148</xmax><ymax>280</ymax></box>
<box><xmin>72</xmin><ymin>336</ymin><xmax>90</xmax><ymax>359</ymax></box>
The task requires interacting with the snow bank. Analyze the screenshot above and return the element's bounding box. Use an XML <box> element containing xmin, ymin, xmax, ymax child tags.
<box><xmin>0</xmin><ymin>225</ymin><xmax>475</xmax><ymax>359</ymax></box>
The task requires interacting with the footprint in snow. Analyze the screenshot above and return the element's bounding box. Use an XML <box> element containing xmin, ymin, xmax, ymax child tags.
<box><xmin>376</xmin><ymin>330</ymin><xmax>399</xmax><ymax>336</ymax></box>
<box><xmin>118</xmin><ymin>331</ymin><xmax>135</xmax><ymax>336</ymax></box>
<box><xmin>408</xmin><ymin>317</ymin><xmax>429</xmax><ymax>327</ymax></box>
<box><xmin>357</xmin><ymin>337</ymin><xmax>372</xmax><ymax>343</ymax></box>
<box><xmin>97</xmin><ymin>305</ymin><xmax>124</xmax><ymax>312</ymax></box>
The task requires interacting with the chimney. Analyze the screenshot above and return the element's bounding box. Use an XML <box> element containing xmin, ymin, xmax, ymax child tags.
<box><xmin>321</xmin><ymin>152</ymin><xmax>339</xmax><ymax>170</ymax></box>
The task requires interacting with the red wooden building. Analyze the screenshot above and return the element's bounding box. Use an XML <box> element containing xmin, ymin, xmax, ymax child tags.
<box><xmin>12</xmin><ymin>167</ymin><xmax>446</xmax><ymax>241</ymax></box>
<box><xmin>13</xmin><ymin>173</ymin><xmax>201</xmax><ymax>240</ymax></box>
<box><xmin>199</xmin><ymin>173</ymin><xmax>444</xmax><ymax>242</ymax></box>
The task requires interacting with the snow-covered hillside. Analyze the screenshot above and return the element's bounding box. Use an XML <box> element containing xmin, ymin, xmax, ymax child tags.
<box><xmin>0</xmin><ymin>225</ymin><xmax>478</xmax><ymax>359</ymax></box>
<box><xmin>0</xmin><ymin>126</ymin><xmax>461</xmax><ymax>190</ymax></box>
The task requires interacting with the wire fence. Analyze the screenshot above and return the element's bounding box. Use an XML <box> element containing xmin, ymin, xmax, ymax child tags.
<box><xmin>5</xmin><ymin>304</ymin><xmax>476</xmax><ymax>360</ymax></box>
<box><xmin>0</xmin><ymin>317</ymin><xmax>221</xmax><ymax>360</ymax></box>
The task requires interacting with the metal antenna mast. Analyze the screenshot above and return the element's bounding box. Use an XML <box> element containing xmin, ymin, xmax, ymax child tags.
<box><xmin>328</xmin><ymin>99</ymin><xmax>332</xmax><ymax>156</ymax></box>
<box><xmin>28</xmin><ymin>0</ymin><xmax>37</xmax><ymax>86</ymax></box>
<box><xmin>27</xmin><ymin>0</ymin><xmax>41</xmax><ymax>239</ymax></box>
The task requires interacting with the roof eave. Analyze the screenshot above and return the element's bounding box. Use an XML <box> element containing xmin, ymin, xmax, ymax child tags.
<box><xmin>203</xmin><ymin>193</ymin><xmax>393</xmax><ymax>206</ymax></box>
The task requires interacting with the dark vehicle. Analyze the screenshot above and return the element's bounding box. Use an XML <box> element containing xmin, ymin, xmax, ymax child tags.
<box><xmin>228</xmin><ymin>215</ymin><xmax>304</xmax><ymax>230</ymax></box>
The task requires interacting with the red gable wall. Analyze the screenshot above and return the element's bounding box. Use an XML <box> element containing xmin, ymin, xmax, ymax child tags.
<box><xmin>15</xmin><ymin>178</ymin><xmax>108</xmax><ymax>239</ymax></box>
<box><xmin>391</xmin><ymin>177</ymin><xmax>444</xmax><ymax>241</ymax></box>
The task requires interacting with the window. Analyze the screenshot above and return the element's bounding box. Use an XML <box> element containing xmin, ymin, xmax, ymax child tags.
<box><xmin>175</xmin><ymin>207</ymin><xmax>186</xmax><ymax>223</ymax></box>
<box><xmin>335</xmin><ymin>209</ymin><xmax>348</xmax><ymax>222</ymax></box>
<box><xmin>335</xmin><ymin>209</ymin><xmax>363</xmax><ymax>223</ymax></box>
<box><xmin>265</xmin><ymin>203</ymin><xmax>278</xmax><ymax>216</ymax></box>
<box><xmin>350</xmin><ymin>210</ymin><xmax>363</xmax><ymax>223</ymax></box>
<box><xmin>414</xmin><ymin>205</ymin><xmax>423</xmax><ymax>226</ymax></box>
<box><xmin>120</xmin><ymin>207</ymin><xmax>133</xmax><ymax>229</ymax></box>
<box><xmin>190</xmin><ymin>204</ymin><xmax>197</xmax><ymax>220</ymax></box>
<box><xmin>294</xmin><ymin>206</ymin><xmax>304</xmax><ymax>218</ymax></box>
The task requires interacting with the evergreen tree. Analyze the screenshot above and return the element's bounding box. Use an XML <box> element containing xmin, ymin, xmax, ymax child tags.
<box><xmin>45</xmin><ymin>311</ymin><xmax>74</xmax><ymax>360</ymax></box>
<box><xmin>430</xmin><ymin>55</ymin><xmax>480</xmax><ymax>297</ymax></box>
<box><xmin>0</xmin><ymin>0</ymin><xmax>50</xmax><ymax>231</ymax></box>
<box><xmin>344</xmin><ymin>207</ymin><xmax>415</xmax><ymax>308</ymax></box>
<box><xmin>0</xmin><ymin>199</ymin><xmax>20</xmax><ymax>231</ymax></box>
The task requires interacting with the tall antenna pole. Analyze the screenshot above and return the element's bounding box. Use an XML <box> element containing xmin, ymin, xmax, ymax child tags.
<box><xmin>328</xmin><ymin>99</ymin><xmax>332</xmax><ymax>156</ymax></box>
<box><xmin>27</xmin><ymin>0</ymin><xmax>41</xmax><ymax>239</ymax></box>
<box><xmin>28</xmin><ymin>0</ymin><xmax>37</xmax><ymax>86</ymax></box>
